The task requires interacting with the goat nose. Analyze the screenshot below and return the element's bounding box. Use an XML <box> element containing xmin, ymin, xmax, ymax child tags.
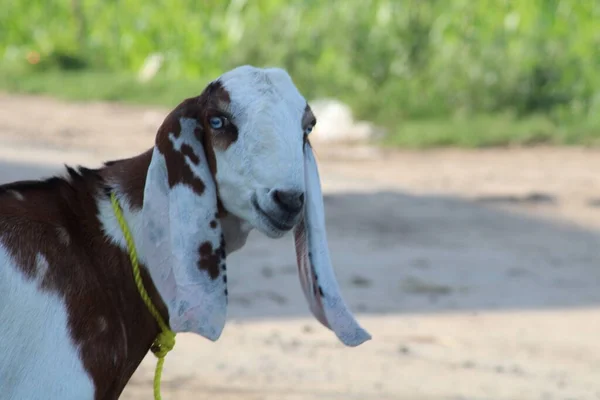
<box><xmin>273</xmin><ymin>189</ymin><xmax>305</xmax><ymax>213</ymax></box>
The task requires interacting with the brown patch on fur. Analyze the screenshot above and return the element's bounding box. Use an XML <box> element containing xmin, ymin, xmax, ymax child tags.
<box><xmin>155</xmin><ymin>109</ymin><xmax>206</xmax><ymax>196</ymax></box>
<box><xmin>197</xmin><ymin>82</ymin><xmax>234</xmax><ymax>217</ymax></box>
<box><xmin>197</xmin><ymin>81</ymin><xmax>238</xmax><ymax>151</ymax></box>
<box><xmin>0</xmin><ymin>167</ymin><xmax>168</xmax><ymax>399</ymax></box>
<box><xmin>196</xmin><ymin>125</ymin><xmax>217</xmax><ymax>178</ymax></box>
<box><xmin>196</xmin><ymin>125</ymin><xmax>228</xmax><ymax>219</ymax></box>
<box><xmin>214</xmin><ymin>83</ymin><xmax>231</xmax><ymax>104</ymax></box>
<box><xmin>180</xmin><ymin>143</ymin><xmax>200</xmax><ymax>165</ymax></box>
<box><xmin>103</xmin><ymin>149</ymin><xmax>153</xmax><ymax>210</ymax></box>
<box><xmin>211</xmin><ymin>127</ymin><xmax>238</xmax><ymax>151</ymax></box>
<box><xmin>103</xmin><ymin>82</ymin><xmax>233</xmax><ymax>226</ymax></box>
<box><xmin>154</xmin><ymin>80</ymin><xmax>237</xmax><ymax>202</ymax></box>
<box><xmin>210</xmin><ymin>220</ymin><xmax>218</xmax><ymax>229</ymax></box>
<box><xmin>197</xmin><ymin>239</ymin><xmax>225</xmax><ymax>280</ymax></box>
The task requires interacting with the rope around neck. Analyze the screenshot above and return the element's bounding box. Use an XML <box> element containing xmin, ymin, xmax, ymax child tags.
<box><xmin>110</xmin><ymin>192</ymin><xmax>176</xmax><ymax>400</ymax></box>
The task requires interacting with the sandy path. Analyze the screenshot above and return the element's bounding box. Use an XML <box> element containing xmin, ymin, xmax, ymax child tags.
<box><xmin>1</xmin><ymin>93</ymin><xmax>600</xmax><ymax>400</ymax></box>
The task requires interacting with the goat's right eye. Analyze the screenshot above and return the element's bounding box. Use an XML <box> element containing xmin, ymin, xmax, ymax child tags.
<box><xmin>209</xmin><ymin>116</ymin><xmax>225</xmax><ymax>129</ymax></box>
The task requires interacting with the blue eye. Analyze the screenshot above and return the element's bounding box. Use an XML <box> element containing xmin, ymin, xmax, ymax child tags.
<box><xmin>209</xmin><ymin>116</ymin><xmax>225</xmax><ymax>129</ymax></box>
<box><xmin>304</xmin><ymin>126</ymin><xmax>314</xmax><ymax>135</ymax></box>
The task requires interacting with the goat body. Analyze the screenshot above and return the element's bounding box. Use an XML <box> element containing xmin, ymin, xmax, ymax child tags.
<box><xmin>0</xmin><ymin>156</ymin><xmax>166</xmax><ymax>399</ymax></box>
<box><xmin>0</xmin><ymin>65</ymin><xmax>370</xmax><ymax>399</ymax></box>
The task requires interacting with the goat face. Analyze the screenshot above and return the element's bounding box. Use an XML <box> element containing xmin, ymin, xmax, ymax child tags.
<box><xmin>206</xmin><ymin>65</ymin><xmax>315</xmax><ymax>239</ymax></box>
<box><xmin>145</xmin><ymin>65</ymin><xmax>370</xmax><ymax>346</ymax></box>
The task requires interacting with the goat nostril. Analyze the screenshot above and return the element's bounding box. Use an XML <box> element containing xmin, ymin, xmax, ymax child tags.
<box><xmin>273</xmin><ymin>189</ymin><xmax>305</xmax><ymax>212</ymax></box>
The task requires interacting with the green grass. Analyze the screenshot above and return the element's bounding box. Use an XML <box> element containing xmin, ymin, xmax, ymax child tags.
<box><xmin>2</xmin><ymin>67</ymin><xmax>600</xmax><ymax>149</ymax></box>
<box><xmin>2</xmin><ymin>0</ymin><xmax>600</xmax><ymax>148</ymax></box>
<box><xmin>0</xmin><ymin>68</ymin><xmax>208</xmax><ymax>107</ymax></box>
<box><xmin>384</xmin><ymin>114</ymin><xmax>600</xmax><ymax>149</ymax></box>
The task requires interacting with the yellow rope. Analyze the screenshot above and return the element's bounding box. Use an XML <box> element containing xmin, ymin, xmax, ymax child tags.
<box><xmin>110</xmin><ymin>192</ymin><xmax>176</xmax><ymax>400</ymax></box>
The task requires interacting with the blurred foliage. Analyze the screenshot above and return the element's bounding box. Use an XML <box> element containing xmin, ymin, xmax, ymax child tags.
<box><xmin>1</xmin><ymin>0</ymin><xmax>600</xmax><ymax>147</ymax></box>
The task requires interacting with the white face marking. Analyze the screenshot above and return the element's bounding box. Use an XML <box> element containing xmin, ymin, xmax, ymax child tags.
<box><xmin>0</xmin><ymin>243</ymin><xmax>95</xmax><ymax>399</ymax></box>
<box><xmin>212</xmin><ymin>65</ymin><xmax>312</xmax><ymax>238</ymax></box>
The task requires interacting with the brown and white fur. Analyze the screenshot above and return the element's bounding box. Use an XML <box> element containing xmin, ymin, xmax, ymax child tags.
<box><xmin>0</xmin><ymin>65</ymin><xmax>370</xmax><ymax>399</ymax></box>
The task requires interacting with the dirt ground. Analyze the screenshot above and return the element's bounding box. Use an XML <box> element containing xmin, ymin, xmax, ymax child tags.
<box><xmin>1</xmin><ymin>93</ymin><xmax>600</xmax><ymax>400</ymax></box>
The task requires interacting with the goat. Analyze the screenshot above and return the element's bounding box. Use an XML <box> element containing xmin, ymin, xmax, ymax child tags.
<box><xmin>0</xmin><ymin>65</ymin><xmax>371</xmax><ymax>399</ymax></box>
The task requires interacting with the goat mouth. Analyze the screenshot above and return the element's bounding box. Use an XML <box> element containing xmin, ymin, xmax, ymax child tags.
<box><xmin>252</xmin><ymin>196</ymin><xmax>295</xmax><ymax>233</ymax></box>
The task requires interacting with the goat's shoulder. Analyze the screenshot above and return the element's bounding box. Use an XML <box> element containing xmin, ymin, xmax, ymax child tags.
<box><xmin>0</xmin><ymin>165</ymin><xmax>105</xmax><ymax>223</ymax></box>
<box><xmin>0</xmin><ymin>165</ymin><xmax>144</xmax><ymax>398</ymax></box>
<box><xmin>0</xmin><ymin>165</ymin><xmax>110</xmax><ymax>281</ymax></box>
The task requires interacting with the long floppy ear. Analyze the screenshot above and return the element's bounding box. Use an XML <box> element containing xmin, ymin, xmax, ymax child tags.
<box><xmin>294</xmin><ymin>143</ymin><xmax>371</xmax><ymax>347</ymax></box>
<box><xmin>143</xmin><ymin>100</ymin><xmax>228</xmax><ymax>342</ymax></box>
